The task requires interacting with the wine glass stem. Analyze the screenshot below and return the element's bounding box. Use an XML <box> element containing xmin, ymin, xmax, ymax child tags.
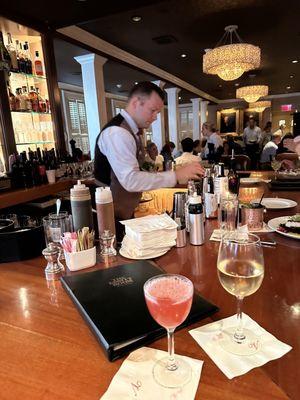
<box><xmin>167</xmin><ymin>328</ymin><xmax>177</xmax><ymax>371</ymax></box>
<box><xmin>234</xmin><ymin>296</ymin><xmax>245</xmax><ymax>343</ymax></box>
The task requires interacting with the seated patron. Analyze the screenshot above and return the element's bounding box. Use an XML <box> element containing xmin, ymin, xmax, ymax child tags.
<box><xmin>175</xmin><ymin>137</ymin><xmax>201</xmax><ymax>167</ymax></box>
<box><xmin>144</xmin><ymin>142</ymin><xmax>164</xmax><ymax>171</ymax></box>
<box><xmin>202</xmin><ymin>122</ymin><xmax>223</xmax><ymax>159</ymax></box>
<box><xmin>260</xmin><ymin>131</ymin><xmax>282</xmax><ymax>163</ymax></box>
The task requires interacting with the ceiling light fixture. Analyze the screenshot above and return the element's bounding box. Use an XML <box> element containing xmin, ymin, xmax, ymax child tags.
<box><xmin>181</xmin><ymin>54</ymin><xmax>187</xmax><ymax>58</ymax></box>
<box><xmin>236</xmin><ymin>85</ymin><xmax>268</xmax><ymax>103</ymax></box>
<box><xmin>203</xmin><ymin>25</ymin><xmax>260</xmax><ymax>81</ymax></box>
<box><xmin>116</xmin><ymin>84</ymin><xmax>122</xmax><ymax>88</ymax></box>
<box><xmin>179</xmin><ymin>96</ymin><xmax>182</xmax><ymax>100</ymax></box>
<box><xmin>131</xmin><ymin>15</ymin><xmax>142</xmax><ymax>22</ymax></box>
<box><xmin>292</xmin><ymin>60</ymin><xmax>298</xmax><ymax>64</ymax></box>
<box><xmin>286</xmin><ymin>86</ymin><xmax>291</xmax><ymax>89</ymax></box>
<box><xmin>247</xmin><ymin>100</ymin><xmax>271</xmax><ymax>112</ymax></box>
<box><xmin>220</xmin><ymin>108</ymin><xmax>236</xmax><ymax>114</ymax></box>
<box><xmin>135</xmin><ymin>81</ymin><xmax>138</xmax><ymax>85</ymax></box>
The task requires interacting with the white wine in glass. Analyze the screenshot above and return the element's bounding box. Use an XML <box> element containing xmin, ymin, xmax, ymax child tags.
<box><xmin>217</xmin><ymin>233</ymin><xmax>264</xmax><ymax>356</ymax></box>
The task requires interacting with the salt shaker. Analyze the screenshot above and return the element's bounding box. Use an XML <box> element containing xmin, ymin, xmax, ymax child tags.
<box><xmin>100</xmin><ymin>230</ymin><xmax>117</xmax><ymax>257</ymax></box>
<box><xmin>42</xmin><ymin>242</ymin><xmax>65</xmax><ymax>280</ymax></box>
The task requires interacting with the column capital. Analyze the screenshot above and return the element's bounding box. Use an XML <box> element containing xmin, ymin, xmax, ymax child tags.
<box><xmin>190</xmin><ymin>97</ymin><xmax>202</xmax><ymax>105</ymax></box>
<box><xmin>165</xmin><ymin>87</ymin><xmax>181</xmax><ymax>95</ymax></box>
<box><xmin>74</xmin><ymin>53</ymin><xmax>108</xmax><ymax>67</ymax></box>
<box><xmin>152</xmin><ymin>80</ymin><xmax>166</xmax><ymax>89</ymax></box>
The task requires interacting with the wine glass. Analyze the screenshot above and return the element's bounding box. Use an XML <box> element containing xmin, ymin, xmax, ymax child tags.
<box><xmin>144</xmin><ymin>274</ymin><xmax>194</xmax><ymax>388</ymax></box>
<box><xmin>271</xmin><ymin>158</ymin><xmax>281</xmax><ymax>180</ymax></box>
<box><xmin>217</xmin><ymin>233</ymin><xmax>264</xmax><ymax>356</ymax></box>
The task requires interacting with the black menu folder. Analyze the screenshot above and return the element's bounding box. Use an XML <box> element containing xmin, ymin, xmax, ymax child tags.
<box><xmin>60</xmin><ymin>261</ymin><xmax>219</xmax><ymax>361</ymax></box>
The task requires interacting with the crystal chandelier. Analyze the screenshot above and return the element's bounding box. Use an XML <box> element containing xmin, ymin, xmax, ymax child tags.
<box><xmin>203</xmin><ymin>25</ymin><xmax>261</xmax><ymax>81</ymax></box>
<box><xmin>236</xmin><ymin>85</ymin><xmax>268</xmax><ymax>103</ymax></box>
<box><xmin>247</xmin><ymin>101</ymin><xmax>271</xmax><ymax>112</ymax></box>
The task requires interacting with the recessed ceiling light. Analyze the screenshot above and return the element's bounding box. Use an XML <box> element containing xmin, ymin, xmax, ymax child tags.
<box><xmin>181</xmin><ymin>54</ymin><xmax>187</xmax><ymax>58</ymax></box>
<box><xmin>290</xmin><ymin>75</ymin><xmax>294</xmax><ymax>78</ymax></box>
<box><xmin>292</xmin><ymin>60</ymin><xmax>298</xmax><ymax>63</ymax></box>
<box><xmin>135</xmin><ymin>81</ymin><xmax>138</xmax><ymax>85</ymax></box>
<box><xmin>116</xmin><ymin>84</ymin><xmax>122</xmax><ymax>88</ymax></box>
<box><xmin>131</xmin><ymin>15</ymin><xmax>142</xmax><ymax>22</ymax></box>
<box><xmin>179</xmin><ymin>96</ymin><xmax>182</xmax><ymax>100</ymax></box>
<box><xmin>248</xmin><ymin>73</ymin><xmax>256</xmax><ymax>78</ymax></box>
<box><xmin>218</xmin><ymin>84</ymin><xmax>222</xmax><ymax>88</ymax></box>
<box><xmin>286</xmin><ymin>86</ymin><xmax>291</xmax><ymax>89</ymax></box>
<box><xmin>235</xmin><ymin>83</ymin><xmax>240</xmax><ymax>86</ymax></box>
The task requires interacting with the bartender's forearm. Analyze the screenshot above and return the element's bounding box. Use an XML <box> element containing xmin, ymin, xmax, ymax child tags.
<box><xmin>119</xmin><ymin>169</ymin><xmax>176</xmax><ymax>192</ymax></box>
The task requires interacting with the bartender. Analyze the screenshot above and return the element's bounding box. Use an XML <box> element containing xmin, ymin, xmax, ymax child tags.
<box><xmin>94</xmin><ymin>81</ymin><xmax>204</xmax><ymax>240</ymax></box>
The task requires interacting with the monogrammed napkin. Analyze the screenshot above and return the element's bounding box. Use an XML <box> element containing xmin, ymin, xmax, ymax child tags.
<box><xmin>100</xmin><ymin>347</ymin><xmax>203</xmax><ymax>399</ymax></box>
<box><xmin>189</xmin><ymin>314</ymin><xmax>292</xmax><ymax>379</ymax></box>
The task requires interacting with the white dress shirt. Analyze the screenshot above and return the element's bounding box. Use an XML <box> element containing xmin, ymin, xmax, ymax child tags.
<box><xmin>98</xmin><ymin>109</ymin><xmax>176</xmax><ymax>192</ymax></box>
<box><xmin>260</xmin><ymin>141</ymin><xmax>278</xmax><ymax>163</ymax></box>
<box><xmin>175</xmin><ymin>152</ymin><xmax>200</xmax><ymax>167</ymax></box>
<box><xmin>243</xmin><ymin>126</ymin><xmax>262</xmax><ymax>144</ymax></box>
<box><xmin>204</xmin><ymin>132</ymin><xmax>223</xmax><ymax>157</ymax></box>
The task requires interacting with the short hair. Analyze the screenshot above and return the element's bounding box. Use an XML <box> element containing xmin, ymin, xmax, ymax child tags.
<box><xmin>193</xmin><ymin>140</ymin><xmax>200</xmax><ymax>148</ymax></box>
<box><xmin>272</xmin><ymin>132</ymin><xmax>282</xmax><ymax>140</ymax></box>
<box><xmin>146</xmin><ymin>142</ymin><xmax>157</xmax><ymax>152</ymax></box>
<box><xmin>203</xmin><ymin>122</ymin><xmax>215</xmax><ymax>132</ymax></box>
<box><xmin>181</xmin><ymin>137</ymin><xmax>194</xmax><ymax>152</ymax></box>
<box><xmin>128</xmin><ymin>81</ymin><xmax>165</xmax><ymax>101</ymax></box>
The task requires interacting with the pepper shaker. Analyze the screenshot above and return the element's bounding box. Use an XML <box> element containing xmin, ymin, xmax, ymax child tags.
<box><xmin>42</xmin><ymin>242</ymin><xmax>65</xmax><ymax>281</ymax></box>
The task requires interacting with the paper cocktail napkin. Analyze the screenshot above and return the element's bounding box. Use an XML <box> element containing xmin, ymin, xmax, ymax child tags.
<box><xmin>189</xmin><ymin>314</ymin><xmax>292</xmax><ymax>379</ymax></box>
<box><xmin>100</xmin><ymin>347</ymin><xmax>203</xmax><ymax>399</ymax></box>
<box><xmin>210</xmin><ymin>223</ymin><xmax>274</xmax><ymax>242</ymax></box>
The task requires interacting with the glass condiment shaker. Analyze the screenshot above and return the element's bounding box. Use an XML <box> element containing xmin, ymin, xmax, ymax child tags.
<box><xmin>100</xmin><ymin>230</ymin><xmax>117</xmax><ymax>257</ymax></box>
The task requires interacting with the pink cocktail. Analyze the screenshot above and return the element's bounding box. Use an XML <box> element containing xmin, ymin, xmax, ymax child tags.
<box><xmin>144</xmin><ymin>274</ymin><xmax>194</xmax><ymax>388</ymax></box>
<box><xmin>144</xmin><ymin>276</ymin><xmax>193</xmax><ymax>329</ymax></box>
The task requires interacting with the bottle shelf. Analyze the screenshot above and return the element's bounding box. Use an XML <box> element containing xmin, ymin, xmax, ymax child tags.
<box><xmin>10</xmin><ymin>71</ymin><xmax>47</xmax><ymax>80</ymax></box>
<box><xmin>11</xmin><ymin>110</ymin><xmax>51</xmax><ymax>115</ymax></box>
<box><xmin>16</xmin><ymin>141</ymin><xmax>54</xmax><ymax>145</ymax></box>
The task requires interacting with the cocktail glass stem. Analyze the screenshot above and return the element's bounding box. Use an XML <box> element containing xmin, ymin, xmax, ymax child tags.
<box><xmin>234</xmin><ymin>296</ymin><xmax>245</xmax><ymax>343</ymax></box>
<box><xmin>167</xmin><ymin>328</ymin><xmax>177</xmax><ymax>371</ymax></box>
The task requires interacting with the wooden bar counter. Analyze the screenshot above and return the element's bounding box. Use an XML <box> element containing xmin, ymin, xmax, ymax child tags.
<box><xmin>0</xmin><ymin>173</ymin><xmax>299</xmax><ymax>399</ymax></box>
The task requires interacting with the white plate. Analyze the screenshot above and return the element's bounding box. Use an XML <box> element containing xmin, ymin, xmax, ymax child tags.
<box><xmin>119</xmin><ymin>247</ymin><xmax>170</xmax><ymax>260</ymax></box>
<box><xmin>251</xmin><ymin>198</ymin><xmax>297</xmax><ymax>210</ymax></box>
<box><xmin>240</xmin><ymin>178</ymin><xmax>261</xmax><ymax>185</ymax></box>
<box><xmin>268</xmin><ymin>216</ymin><xmax>300</xmax><ymax>240</ymax></box>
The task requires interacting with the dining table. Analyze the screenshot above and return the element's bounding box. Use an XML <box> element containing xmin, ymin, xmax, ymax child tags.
<box><xmin>0</xmin><ymin>171</ymin><xmax>299</xmax><ymax>400</ymax></box>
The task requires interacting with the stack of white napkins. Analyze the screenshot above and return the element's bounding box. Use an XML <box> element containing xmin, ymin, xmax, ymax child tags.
<box><xmin>120</xmin><ymin>214</ymin><xmax>177</xmax><ymax>259</ymax></box>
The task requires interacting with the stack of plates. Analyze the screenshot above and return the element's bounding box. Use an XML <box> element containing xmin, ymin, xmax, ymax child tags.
<box><xmin>119</xmin><ymin>214</ymin><xmax>177</xmax><ymax>259</ymax></box>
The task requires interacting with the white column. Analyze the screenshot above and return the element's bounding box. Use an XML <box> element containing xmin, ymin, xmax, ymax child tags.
<box><xmin>151</xmin><ymin>80</ymin><xmax>166</xmax><ymax>151</ymax></box>
<box><xmin>74</xmin><ymin>54</ymin><xmax>108</xmax><ymax>158</ymax></box>
<box><xmin>165</xmin><ymin>87</ymin><xmax>181</xmax><ymax>149</ymax></box>
<box><xmin>200</xmin><ymin>100</ymin><xmax>209</xmax><ymax>128</ymax></box>
<box><xmin>191</xmin><ymin>98</ymin><xmax>201</xmax><ymax>141</ymax></box>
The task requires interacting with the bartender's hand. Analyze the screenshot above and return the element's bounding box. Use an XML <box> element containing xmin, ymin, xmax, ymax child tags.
<box><xmin>175</xmin><ymin>162</ymin><xmax>205</xmax><ymax>184</ymax></box>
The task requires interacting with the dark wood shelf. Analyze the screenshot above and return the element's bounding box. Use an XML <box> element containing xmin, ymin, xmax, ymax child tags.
<box><xmin>0</xmin><ymin>179</ymin><xmax>73</xmax><ymax>209</ymax></box>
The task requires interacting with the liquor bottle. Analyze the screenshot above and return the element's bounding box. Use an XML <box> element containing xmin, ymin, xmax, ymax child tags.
<box><xmin>228</xmin><ymin>150</ymin><xmax>240</xmax><ymax>194</ymax></box>
<box><xmin>16</xmin><ymin>88</ymin><xmax>27</xmax><ymax>111</ymax></box>
<box><xmin>37</xmin><ymin>147</ymin><xmax>47</xmax><ymax>184</ymax></box>
<box><xmin>21</xmin><ymin>151</ymin><xmax>33</xmax><ymax>188</ymax></box>
<box><xmin>36</xmin><ymin>87</ymin><xmax>46</xmax><ymax>112</ymax></box>
<box><xmin>214</xmin><ymin>162</ymin><xmax>227</xmax><ymax>204</ymax></box>
<box><xmin>22</xmin><ymin>86</ymin><xmax>32</xmax><ymax>111</ymax></box>
<box><xmin>30</xmin><ymin>151</ymin><xmax>42</xmax><ymax>186</ymax></box>
<box><xmin>17</xmin><ymin>41</ymin><xmax>26</xmax><ymax>73</ymax></box>
<box><xmin>23</xmin><ymin>42</ymin><xmax>33</xmax><ymax>74</ymax></box>
<box><xmin>34</xmin><ymin>51</ymin><xmax>44</xmax><ymax>76</ymax></box>
<box><xmin>0</xmin><ymin>31</ymin><xmax>12</xmax><ymax>71</ymax></box>
<box><xmin>6</xmin><ymin>33</ymin><xmax>18</xmax><ymax>71</ymax></box>
<box><xmin>204</xmin><ymin>169</ymin><xmax>218</xmax><ymax>219</ymax></box>
<box><xmin>29</xmin><ymin>86</ymin><xmax>39</xmax><ymax>112</ymax></box>
<box><xmin>7</xmin><ymin>82</ymin><xmax>16</xmax><ymax>111</ymax></box>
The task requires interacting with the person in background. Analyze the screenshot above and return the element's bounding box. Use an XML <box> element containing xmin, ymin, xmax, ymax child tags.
<box><xmin>161</xmin><ymin>141</ymin><xmax>175</xmax><ymax>165</ymax></box>
<box><xmin>226</xmin><ymin>135</ymin><xmax>243</xmax><ymax>155</ymax></box>
<box><xmin>144</xmin><ymin>142</ymin><xmax>164</xmax><ymax>171</ymax></box>
<box><xmin>70</xmin><ymin>139</ymin><xmax>84</xmax><ymax>162</ymax></box>
<box><xmin>193</xmin><ymin>139</ymin><xmax>201</xmax><ymax>155</ymax></box>
<box><xmin>175</xmin><ymin>137</ymin><xmax>201</xmax><ymax>167</ymax></box>
<box><xmin>243</xmin><ymin>117</ymin><xmax>261</xmax><ymax>169</ymax></box>
<box><xmin>260</xmin><ymin>131</ymin><xmax>282</xmax><ymax>164</ymax></box>
<box><xmin>94</xmin><ymin>81</ymin><xmax>204</xmax><ymax>240</ymax></box>
<box><xmin>202</xmin><ymin>122</ymin><xmax>223</xmax><ymax>160</ymax></box>
<box><xmin>261</xmin><ymin>121</ymin><xmax>272</xmax><ymax>148</ymax></box>
<box><xmin>277</xmin><ymin>133</ymin><xmax>295</xmax><ymax>154</ymax></box>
